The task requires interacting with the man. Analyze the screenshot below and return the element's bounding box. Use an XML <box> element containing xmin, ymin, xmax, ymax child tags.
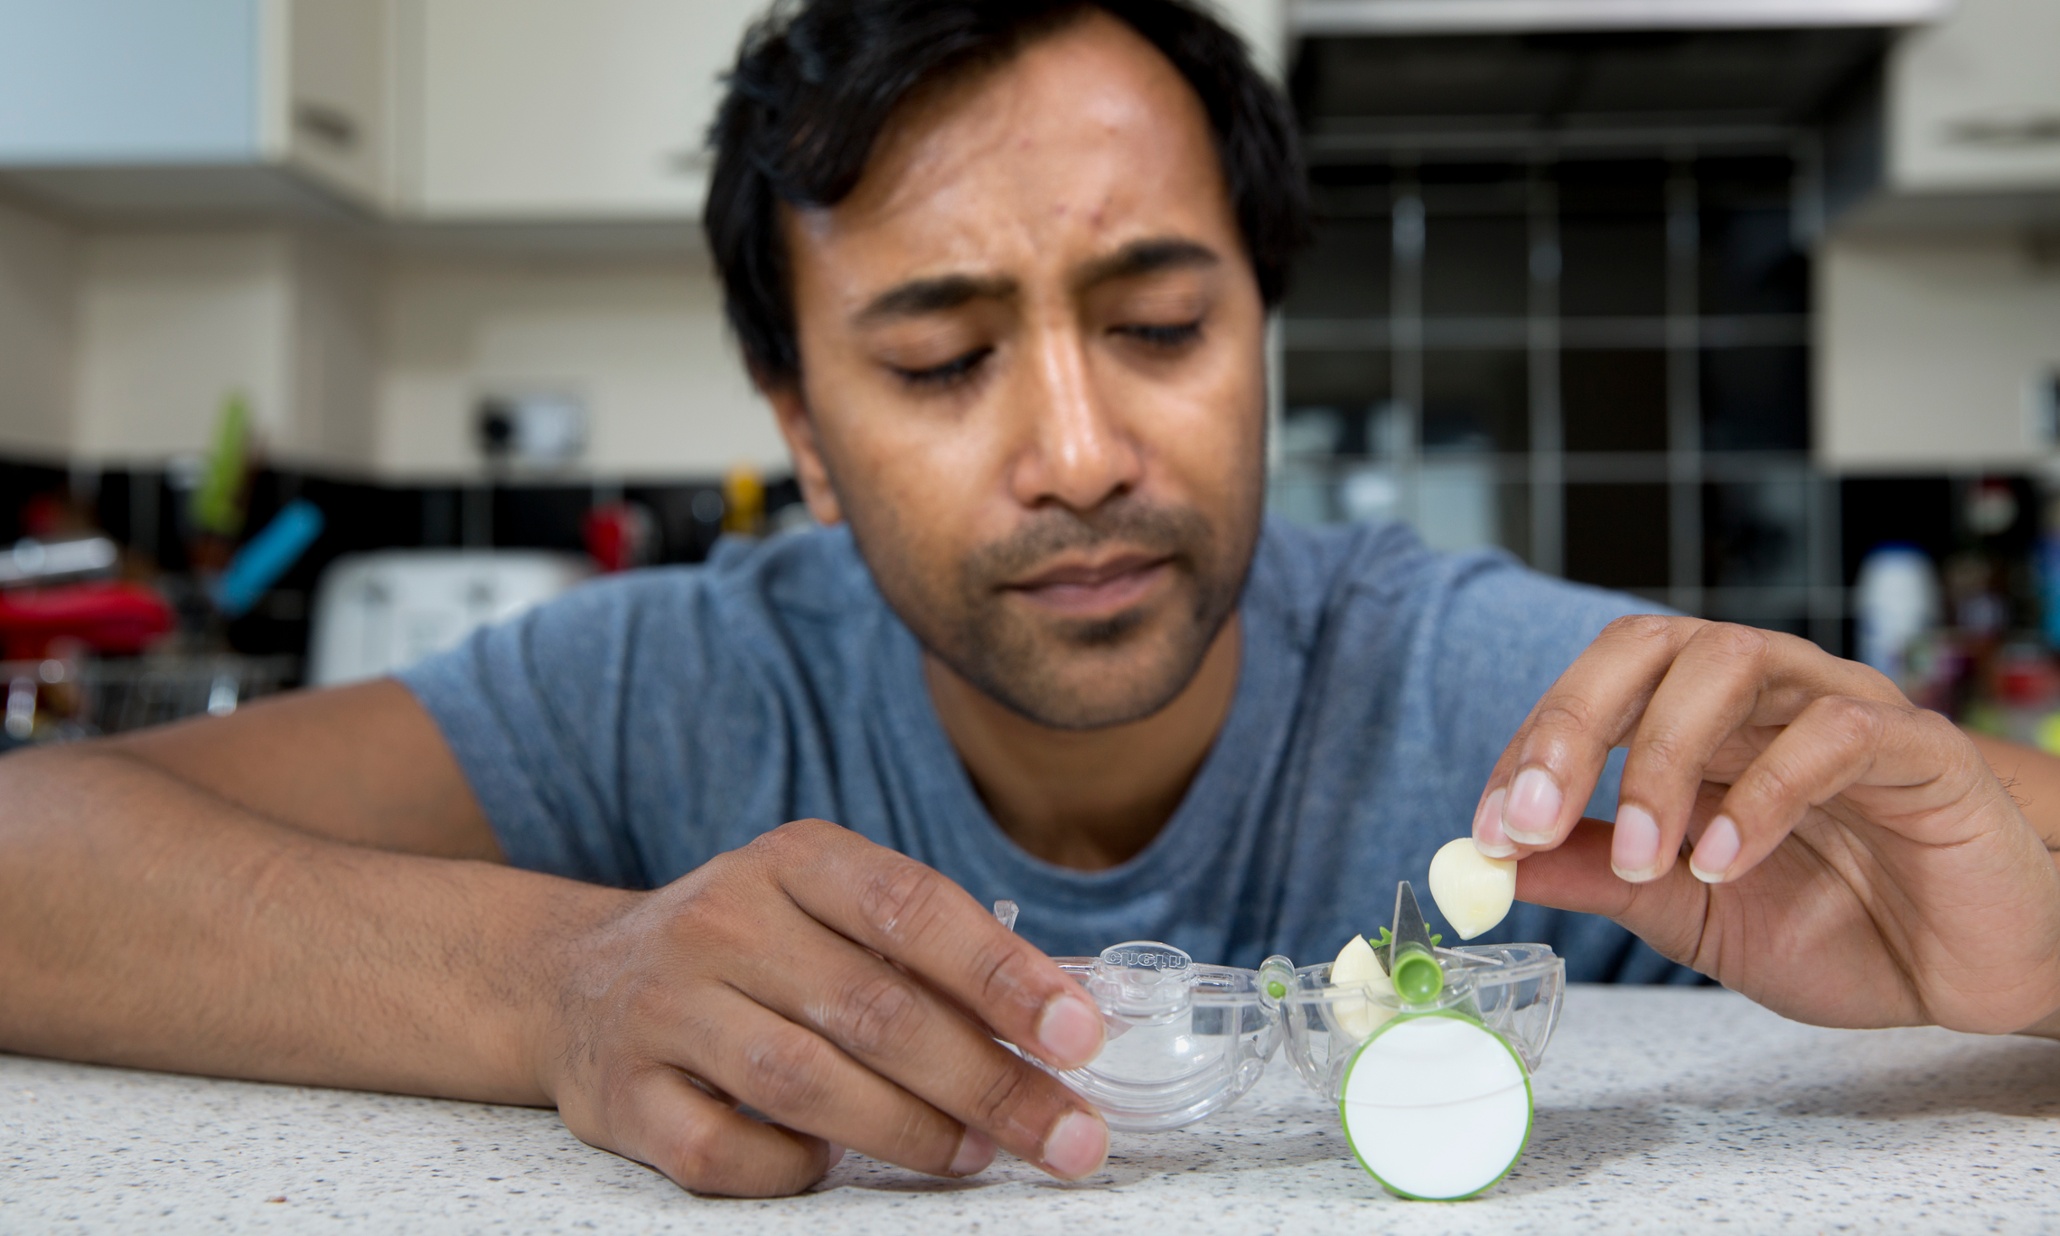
<box><xmin>2</xmin><ymin>0</ymin><xmax>2056</xmax><ymax>1202</ymax></box>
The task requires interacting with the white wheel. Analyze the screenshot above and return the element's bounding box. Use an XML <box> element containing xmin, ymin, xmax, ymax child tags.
<box><xmin>1337</xmin><ymin>1013</ymin><xmax>1533</xmax><ymax>1200</ymax></box>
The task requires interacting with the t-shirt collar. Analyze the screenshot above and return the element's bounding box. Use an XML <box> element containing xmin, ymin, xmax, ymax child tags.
<box><xmin>869</xmin><ymin>522</ymin><xmax>1302</xmax><ymax>908</ymax></box>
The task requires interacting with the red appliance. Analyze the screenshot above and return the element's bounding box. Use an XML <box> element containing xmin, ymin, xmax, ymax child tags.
<box><xmin>0</xmin><ymin>582</ymin><xmax>175</xmax><ymax>660</ymax></box>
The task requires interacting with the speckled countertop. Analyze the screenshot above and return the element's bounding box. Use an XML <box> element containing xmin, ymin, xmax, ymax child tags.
<box><xmin>5</xmin><ymin>986</ymin><xmax>2058</xmax><ymax>1234</ymax></box>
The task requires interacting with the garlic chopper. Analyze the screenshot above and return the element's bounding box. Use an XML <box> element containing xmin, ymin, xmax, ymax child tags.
<box><xmin>995</xmin><ymin>879</ymin><xmax>1566</xmax><ymax>1199</ymax></box>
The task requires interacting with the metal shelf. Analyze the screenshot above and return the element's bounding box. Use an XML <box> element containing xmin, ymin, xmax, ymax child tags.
<box><xmin>1292</xmin><ymin>0</ymin><xmax>1951</xmax><ymax>36</ymax></box>
<box><xmin>1277</xmin><ymin>152</ymin><xmax>1842</xmax><ymax>650</ymax></box>
<box><xmin>1285</xmin><ymin>315</ymin><xmax>1809</xmax><ymax>351</ymax></box>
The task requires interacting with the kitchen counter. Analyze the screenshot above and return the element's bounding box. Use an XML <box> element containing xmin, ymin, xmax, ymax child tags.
<box><xmin>4</xmin><ymin>985</ymin><xmax>2057</xmax><ymax>1234</ymax></box>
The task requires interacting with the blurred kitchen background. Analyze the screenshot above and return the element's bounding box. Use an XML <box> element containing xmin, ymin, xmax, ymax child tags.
<box><xmin>1</xmin><ymin>0</ymin><xmax>2057</xmax><ymax>747</ymax></box>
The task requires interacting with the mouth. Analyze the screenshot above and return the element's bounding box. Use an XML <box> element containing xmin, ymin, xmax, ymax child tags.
<box><xmin>1001</xmin><ymin>551</ymin><xmax>1175</xmax><ymax>619</ymax></box>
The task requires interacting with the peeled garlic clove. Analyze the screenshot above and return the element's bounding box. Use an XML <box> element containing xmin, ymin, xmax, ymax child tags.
<box><xmin>1329</xmin><ymin>932</ymin><xmax>1396</xmax><ymax>1039</ymax></box>
<box><xmin>1428</xmin><ymin>837</ymin><xmax>1518</xmax><ymax>941</ymax></box>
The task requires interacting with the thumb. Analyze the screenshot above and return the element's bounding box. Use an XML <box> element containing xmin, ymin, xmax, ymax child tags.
<box><xmin>1515</xmin><ymin>818</ymin><xmax>1711</xmax><ymax>970</ymax></box>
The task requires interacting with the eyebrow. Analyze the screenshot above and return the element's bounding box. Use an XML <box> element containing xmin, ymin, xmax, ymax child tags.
<box><xmin>854</xmin><ymin>273</ymin><xmax>1018</xmax><ymax>327</ymax></box>
<box><xmin>851</xmin><ymin>237</ymin><xmax>1222</xmax><ymax>328</ymax></box>
<box><xmin>1075</xmin><ymin>237</ymin><xmax>1221</xmax><ymax>288</ymax></box>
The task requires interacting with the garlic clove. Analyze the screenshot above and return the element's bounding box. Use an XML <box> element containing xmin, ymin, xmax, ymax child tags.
<box><xmin>1329</xmin><ymin>932</ymin><xmax>1396</xmax><ymax>1039</ymax></box>
<box><xmin>1427</xmin><ymin>837</ymin><xmax>1518</xmax><ymax>941</ymax></box>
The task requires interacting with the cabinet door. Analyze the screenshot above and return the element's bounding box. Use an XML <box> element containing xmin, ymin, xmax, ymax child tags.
<box><xmin>1891</xmin><ymin>0</ymin><xmax>2060</xmax><ymax>192</ymax></box>
<box><xmin>277</xmin><ymin>0</ymin><xmax>393</xmax><ymax>209</ymax></box>
<box><xmin>0</xmin><ymin>0</ymin><xmax>261</xmax><ymax>164</ymax></box>
<box><xmin>408</xmin><ymin>0</ymin><xmax>758</xmax><ymax>220</ymax></box>
<box><xmin>1817</xmin><ymin>232</ymin><xmax>2060</xmax><ymax>472</ymax></box>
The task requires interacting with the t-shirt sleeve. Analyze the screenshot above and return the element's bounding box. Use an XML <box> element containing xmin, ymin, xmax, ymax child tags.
<box><xmin>1439</xmin><ymin>558</ymin><xmax>1638</xmax><ymax>801</ymax></box>
<box><xmin>1427</xmin><ymin>552</ymin><xmax>1703</xmax><ymax>985</ymax></box>
<box><xmin>1423</xmin><ymin>551</ymin><xmax>1660</xmax><ymax>820</ymax></box>
<box><xmin>397</xmin><ymin>579</ymin><xmax>655</xmax><ymax>888</ymax></box>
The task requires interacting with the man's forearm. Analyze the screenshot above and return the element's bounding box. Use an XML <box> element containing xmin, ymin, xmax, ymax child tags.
<box><xmin>0</xmin><ymin>745</ymin><xmax>624</xmax><ymax>1105</ymax></box>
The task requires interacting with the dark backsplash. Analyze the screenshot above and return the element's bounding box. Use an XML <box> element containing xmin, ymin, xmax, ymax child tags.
<box><xmin>0</xmin><ymin>458</ymin><xmax>800</xmax><ymax>666</ymax></box>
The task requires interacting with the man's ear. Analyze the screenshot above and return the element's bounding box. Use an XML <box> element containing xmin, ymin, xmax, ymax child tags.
<box><xmin>762</xmin><ymin>377</ymin><xmax>845</xmax><ymax>527</ymax></box>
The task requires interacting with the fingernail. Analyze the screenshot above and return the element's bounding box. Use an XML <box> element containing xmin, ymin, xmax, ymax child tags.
<box><xmin>825</xmin><ymin>1142</ymin><xmax>847</xmax><ymax>1169</ymax></box>
<box><xmin>948</xmin><ymin>1128</ymin><xmax>995</xmax><ymax>1177</ymax></box>
<box><xmin>1473</xmin><ymin>788</ymin><xmax>1516</xmax><ymax>858</ymax></box>
<box><xmin>1689</xmin><ymin>816</ymin><xmax>1741</xmax><ymax>884</ymax></box>
<box><xmin>1611</xmin><ymin>803</ymin><xmax>1661</xmax><ymax>881</ymax></box>
<box><xmin>1037</xmin><ymin>993</ymin><xmax>1104</xmax><ymax>1067</ymax></box>
<box><xmin>1502</xmin><ymin>768</ymin><xmax>1563</xmax><ymax>845</ymax></box>
<box><xmin>1042</xmin><ymin>1110</ymin><xmax>1108</xmax><ymax>1180</ymax></box>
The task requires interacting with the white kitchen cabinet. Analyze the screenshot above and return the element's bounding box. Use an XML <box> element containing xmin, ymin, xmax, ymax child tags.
<box><xmin>0</xmin><ymin>0</ymin><xmax>392</xmax><ymax>213</ymax></box>
<box><xmin>0</xmin><ymin>0</ymin><xmax>263</xmax><ymax>165</ymax></box>
<box><xmin>399</xmin><ymin>0</ymin><xmax>1280</xmax><ymax>222</ymax></box>
<box><xmin>274</xmin><ymin>0</ymin><xmax>394</xmax><ymax>210</ymax></box>
<box><xmin>1890</xmin><ymin>0</ymin><xmax>2060</xmax><ymax>192</ymax></box>
<box><xmin>401</xmin><ymin>0</ymin><xmax>762</xmax><ymax>221</ymax></box>
<box><xmin>1214</xmin><ymin>0</ymin><xmax>1288</xmax><ymax>78</ymax></box>
<box><xmin>1816</xmin><ymin>230</ymin><xmax>2060</xmax><ymax>473</ymax></box>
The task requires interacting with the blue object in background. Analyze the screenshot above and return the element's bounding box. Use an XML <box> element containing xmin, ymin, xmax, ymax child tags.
<box><xmin>2041</xmin><ymin>529</ymin><xmax>2060</xmax><ymax>649</ymax></box>
<box><xmin>215</xmin><ymin>500</ymin><xmax>325</xmax><ymax>620</ymax></box>
<box><xmin>0</xmin><ymin>0</ymin><xmax>259</xmax><ymax>165</ymax></box>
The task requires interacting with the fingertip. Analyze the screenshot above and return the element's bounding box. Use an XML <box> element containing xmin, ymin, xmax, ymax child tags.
<box><xmin>1035</xmin><ymin>991</ymin><xmax>1105</xmax><ymax>1069</ymax></box>
<box><xmin>1502</xmin><ymin>767</ymin><xmax>1564</xmax><ymax>846</ymax></box>
<box><xmin>1687</xmin><ymin>815</ymin><xmax>1741</xmax><ymax>884</ymax></box>
<box><xmin>1609</xmin><ymin>803</ymin><xmax>1663</xmax><ymax>883</ymax></box>
<box><xmin>947</xmin><ymin>1128</ymin><xmax>995</xmax><ymax>1177</ymax></box>
<box><xmin>1041</xmin><ymin>1109</ymin><xmax>1108</xmax><ymax>1180</ymax></box>
<box><xmin>1473</xmin><ymin>787</ymin><xmax>1518</xmax><ymax>858</ymax></box>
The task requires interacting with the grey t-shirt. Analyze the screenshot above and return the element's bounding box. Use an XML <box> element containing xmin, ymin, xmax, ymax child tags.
<box><xmin>401</xmin><ymin>516</ymin><xmax>1696</xmax><ymax>984</ymax></box>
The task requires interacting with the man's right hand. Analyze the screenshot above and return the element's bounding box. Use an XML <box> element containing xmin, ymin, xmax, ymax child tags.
<box><xmin>536</xmin><ymin>818</ymin><xmax>1110</xmax><ymax>1196</ymax></box>
<box><xmin>0</xmin><ymin>684</ymin><xmax>1108</xmax><ymax>1203</ymax></box>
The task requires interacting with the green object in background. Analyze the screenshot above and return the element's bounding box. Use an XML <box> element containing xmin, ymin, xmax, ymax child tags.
<box><xmin>2039</xmin><ymin>713</ymin><xmax>2060</xmax><ymax>757</ymax></box>
<box><xmin>191</xmin><ymin>392</ymin><xmax>250</xmax><ymax>538</ymax></box>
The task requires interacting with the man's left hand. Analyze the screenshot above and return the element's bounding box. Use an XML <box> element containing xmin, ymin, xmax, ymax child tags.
<box><xmin>1473</xmin><ymin>615</ymin><xmax>2060</xmax><ymax>1037</ymax></box>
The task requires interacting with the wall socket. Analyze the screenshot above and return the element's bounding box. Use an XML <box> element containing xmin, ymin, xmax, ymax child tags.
<box><xmin>2031</xmin><ymin>370</ymin><xmax>2060</xmax><ymax>449</ymax></box>
<box><xmin>477</xmin><ymin>393</ymin><xmax>588</xmax><ymax>469</ymax></box>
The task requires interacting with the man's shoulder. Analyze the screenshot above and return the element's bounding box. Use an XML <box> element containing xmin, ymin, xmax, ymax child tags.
<box><xmin>556</xmin><ymin>524</ymin><xmax>879</xmax><ymax>626</ymax></box>
<box><xmin>1252</xmin><ymin>515</ymin><xmax>1435</xmax><ymax>590</ymax></box>
<box><xmin>1249</xmin><ymin>515</ymin><xmax>1655</xmax><ymax>656</ymax></box>
<box><xmin>1244</xmin><ymin>516</ymin><xmax>1452</xmax><ymax>646</ymax></box>
<box><xmin>445</xmin><ymin>524</ymin><xmax>886</xmax><ymax>692</ymax></box>
<box><xmin>697</xmin><ymin>523</ymin><xmax>880</xmax><ymax>618</ymax></box>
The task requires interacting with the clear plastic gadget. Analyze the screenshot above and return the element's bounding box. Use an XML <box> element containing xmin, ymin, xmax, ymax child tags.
<box><xmin>993</xmin><ymin>883</ymin><xmax>1566</xmax><ymax>1135</ymax></box>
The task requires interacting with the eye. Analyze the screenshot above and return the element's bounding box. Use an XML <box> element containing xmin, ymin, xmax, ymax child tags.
<box><xmin>1116</xmin><ymin>320</ymin><xmax>1204</xmax><ymax>350</ymax></box>
<box><xmin>890</xmin><ymin>347</ymin><xmax>993</xmax><ymax>390</ymax></box>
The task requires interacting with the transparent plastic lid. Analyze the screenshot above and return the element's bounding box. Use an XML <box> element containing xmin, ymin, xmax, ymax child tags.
<box><xmin>991</xmin><ymin>893</ymin><xmax>1565</xmax><ymax>1132</ymax></box>
<box><xmin>1039</xmin><ymin>938</ymin><xmax>1282</xmax><ymax>1132</ymax></box>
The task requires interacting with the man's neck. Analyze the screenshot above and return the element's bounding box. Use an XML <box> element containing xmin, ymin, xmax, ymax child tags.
<box><xmin>923</xmin><ymin>616</ymin><xmax>1243</xmax><ymax>870</ymax></box>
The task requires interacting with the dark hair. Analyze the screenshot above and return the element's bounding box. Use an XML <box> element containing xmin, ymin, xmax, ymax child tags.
<box><xmin>703</xmin><ymin>0</ymin><xmax>1310</xmax><ymax>386</ymax></box>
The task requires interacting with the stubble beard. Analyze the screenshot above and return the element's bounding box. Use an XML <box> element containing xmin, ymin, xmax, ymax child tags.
<box><xmin>858</xmin><ymin>493</ymin><xmax>1260</xmax><ymax>731</ymax></box>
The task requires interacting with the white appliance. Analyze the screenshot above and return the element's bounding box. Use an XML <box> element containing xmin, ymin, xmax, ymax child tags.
<box><xmin>307</xmin><ymin>550</ymin><xmax>591</xmax><ymax>687</ymax></box>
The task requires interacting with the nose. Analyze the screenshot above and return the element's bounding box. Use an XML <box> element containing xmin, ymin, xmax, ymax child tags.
<box><xmin>1006</xmin><ymin>324</ymin><xmax>1143</xmax><ymax>513</ymax></box>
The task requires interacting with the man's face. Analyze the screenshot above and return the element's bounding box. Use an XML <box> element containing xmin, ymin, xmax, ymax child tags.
<box><xmin>769</xmin><ymin>12</ymin><xmax>1268</xmax><ymax>730</ymax></box>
